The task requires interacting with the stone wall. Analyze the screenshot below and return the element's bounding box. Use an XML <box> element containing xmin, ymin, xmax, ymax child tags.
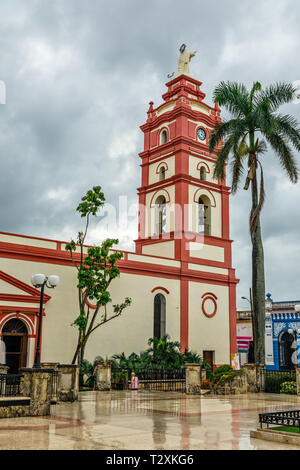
<box><xmin>0</xmin><ymin>397</ymin><xmax>31</xmax><ymax>418</ymax></box>
<box><xmin>212</xmin><ymin>364</ymin><xmax>265</xmax><ymax>395</ymax></box>
<box><xmin>57</xmin><ymin>364</ymin><xmax>79</xmax><ymax>402</ymax></box>
<box><xmin>186</xmin><ymin>364</ymin><xmax>201</xmax><ymax>395</ymax></box>
<box><xmin>213</xmin><ymin>371</ymin><xmax>247</xmax><ymax>395</ymax></box>
<box><xmin>96</xmin><ymin>362</ymin><xmax>111</xmax><ymax>391</ymax></box>
<box><xmin>20</xmin><ymin>368</ymin><xmax>54</xmax><ymax>416</ymax></box>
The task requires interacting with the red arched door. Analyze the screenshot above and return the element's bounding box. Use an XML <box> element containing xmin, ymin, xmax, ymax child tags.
<box><xmin>2</xmin><ymin>319</ymin><xmax>28</xmax><ymax>373</ymax></box>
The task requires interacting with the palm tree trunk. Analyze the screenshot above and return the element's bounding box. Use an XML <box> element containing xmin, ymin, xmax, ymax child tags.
<box><xmin>251</xmin><ymin>173</ymin><xmax>266</xmax><ymax>364</ymax></box>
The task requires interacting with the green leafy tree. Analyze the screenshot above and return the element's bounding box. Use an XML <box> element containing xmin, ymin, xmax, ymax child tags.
<box><xmin>209</xmin><ymin>81</ymin><xmax>300</xmax><ymax>363</ymax></box>
<box><xmin>66</xmin><ymin>186</ymin><xmax>132</xmax><ymax>364</ymax></box>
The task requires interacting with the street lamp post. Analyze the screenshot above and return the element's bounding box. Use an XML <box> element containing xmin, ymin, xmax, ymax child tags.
<box><xmin>31</xmin><ymin>274</ymin><xmax>60</xmax><ymax>369</ymax></box>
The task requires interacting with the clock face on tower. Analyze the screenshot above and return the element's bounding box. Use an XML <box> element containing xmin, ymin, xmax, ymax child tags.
<box><xmin>197</xmin><ymin>127</ymin><xmax>206</xmax><ymax>141</ymax></box>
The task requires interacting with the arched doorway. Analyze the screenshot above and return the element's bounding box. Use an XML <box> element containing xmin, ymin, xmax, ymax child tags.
<box><xmin>153</xmin><ymin>294</ymin><xmax>166</xmax><ymax>339</ymax></box>
<box><xmin>1</xmin><ymin>319</ymin><xmax>28</xmax><ymax>373</ymax></box>
<box><xmin>279</xmin><ymin>330</ymin><xmax>295</xmax><ymax>370</ymax></box>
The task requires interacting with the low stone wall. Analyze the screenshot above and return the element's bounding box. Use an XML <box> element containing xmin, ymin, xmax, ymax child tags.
<box><xmin>250</xmin><ymin>428</ymin><xmax>300</xmax><ymax>446</ymax></box>
<box><xmin>212</xmin><ymin>364</ymin><xmax>266</xmax><ymax>395</ymax></box>
<box><xmin>0</xmin><ymin>363</ymin><xmax>79</xmax><ymax>419</ymax></box>
<box><xmin>136</xmin><ymin>381</ymin><xmax>185</xmax><ymax>391</ymax></box>
<box><xmin>0</xmin><ymin>397</ymin><xmax>31</xmax><ymax>418</ymax></box>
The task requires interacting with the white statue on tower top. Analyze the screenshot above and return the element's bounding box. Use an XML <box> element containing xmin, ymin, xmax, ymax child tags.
<box><xmin>177</xmin><ymin>44</ymin><xmax>197</xmax><ymax>76</ymax></box>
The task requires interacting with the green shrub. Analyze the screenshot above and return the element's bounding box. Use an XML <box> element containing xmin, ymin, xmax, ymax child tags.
<box><xmin>280</xmin><ymin>381</ymin><xmax>297</xmax><ymax>395</ymax></box>
<box><xmin>214</xmin><ymin>365</ymin><xmax>233</xmax><ymax>377</ymax></box>
<box><xmin>265</xmin><ymin>373</ymin><xmax>296</xmax><ymax>393</ymax></box>
<box><xmin>213</xmin><ymin>370</ymin><xmax>243</xmax><ymax>389</ymax></box>
<box><xmin>211</xmin><ymin>365</ymin><xmax>233</xmax><ymax>387</ymax></box>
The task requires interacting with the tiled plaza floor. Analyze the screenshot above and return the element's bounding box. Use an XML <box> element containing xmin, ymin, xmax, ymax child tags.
<box><xmin>1</xmin><ymin>391</ymin><xmax>300</xmax><ymax>450</ymax></box>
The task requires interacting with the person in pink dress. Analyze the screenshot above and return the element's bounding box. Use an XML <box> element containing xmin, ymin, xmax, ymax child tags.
<box><xmin>130</xmin><ymin>372</ymin><xmax>139</xmax><ymax>390</ymax></box>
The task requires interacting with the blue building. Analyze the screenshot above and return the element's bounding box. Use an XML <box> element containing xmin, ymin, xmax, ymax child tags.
<box><xmin>265</xmin><ymin>294</ymin><xmax>300</xmax><ymax>370</ymax></box>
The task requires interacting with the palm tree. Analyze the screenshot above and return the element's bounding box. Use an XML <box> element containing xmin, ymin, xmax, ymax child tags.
<box><xmin>209</xmin><ymin>81</ymin><xmax>300</xmax><ymax>364</ymax></box>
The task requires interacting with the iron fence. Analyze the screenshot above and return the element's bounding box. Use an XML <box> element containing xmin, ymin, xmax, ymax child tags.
<box><xmin>50</xmin><ymin>370</ymin><xmax>59</xmax><ymax>403</ymax></box>
<box><xmin>111</xmin><ymin>368</ymin><xmax>187</xmax><ymax>392</ymax></box>
<box><xmin>259</xmin><ymin>410</ymin><xmax>300</xmax><ymax>431</ymax></box>
<box><xmin>0</xmin><ymin>374</ymin><xmax>23</xmax><ymax>397</ymax></box>
<box><xmin>135</xmin><ymin>368</ymin><xmax>186</xmax><ymax>392</ymax></box>
<box><xmin>262</xmin><ymin>369</ymin><xmax>296</xmax><ymax>393</ymax></box>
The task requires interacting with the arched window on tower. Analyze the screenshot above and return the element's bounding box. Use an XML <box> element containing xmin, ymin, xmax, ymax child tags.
<box><xmin>154</xmin><ymin>294</ymin><xmax>166</xmax><ymax>339</ymax></box>
<box><xmin>198</xmin><ymin>196</ymin><xmax>211</xmax><ymax>235</ymax></box>
<box><xmin>155</xmin><ymin>195</ymin><xmax>167</xmax><ymax>234</ymax></box>
<box><xmin>160</xmin><ymin>129</ymin><xmax>168</xmax><ymax>145</ymax></box>
<box><xmin>199</xmin><ymin>166</ymin><xmax>206</xmax><ymax>181</ymax></box>
<box><xmin>159</xmin><ymin>166</ymin><xmax>166</xmax><ymax>181</ymax></box>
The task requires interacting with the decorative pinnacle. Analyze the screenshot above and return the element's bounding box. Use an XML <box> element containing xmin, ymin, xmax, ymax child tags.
<box><xmin>147</xmin><ymin>101</ymin><xmax>154</xmax><ymax>116</ymax></box>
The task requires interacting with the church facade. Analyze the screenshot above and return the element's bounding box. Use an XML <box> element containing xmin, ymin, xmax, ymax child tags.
<box><xmin>0</xmin><ymin>72</ymin><xmax>238</xmax><ymax>372</ymax></box>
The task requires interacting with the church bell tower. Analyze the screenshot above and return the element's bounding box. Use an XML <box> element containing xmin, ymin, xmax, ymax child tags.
<box><xmin>135</xmin><ymin>48</ymin><xmax>238</xmax><ymax>359</ymax></box>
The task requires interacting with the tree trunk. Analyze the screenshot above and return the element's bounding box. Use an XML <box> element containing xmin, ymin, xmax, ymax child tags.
<box><xmin>251</xmin><ymin>174</ymin><xmax>266</xmax><ymax>364</ymax></box>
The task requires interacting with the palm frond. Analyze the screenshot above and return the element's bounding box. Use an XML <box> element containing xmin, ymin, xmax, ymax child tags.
<box><xmin>254</xmin><ymin>138</ymin><xmax>267</xmax><ymax>155</ymax></box>
<box><xmin>213</xmin><ymin>136</ymin><xmax>235</xmax><ymax>180</ymax></box>
<box><xmin>209</xmin><ymin>119</ymin><xmax>247</xmax><ymax>154</ymax></box>
<box><xmin>254</xmin><ymin>106</ymin><xmax>278</xmax><ymax>135</ymax></box>
<box><xmin>274</xmin><ymin>114</ymin><xmax>300</xmax><ymax>152</ymax></box>
<box><xmin>213</xmin><ymin>81</ymin><xmax>250</xmax><ymax>118</ymax></box>
<box><xmin>230</xmin><ymin>153</ymin><xmax>244</xmax><ymax>194</ymax></box>
<box><xmin>254</xmin><ymin>82</ymin><xmax>296</xmax><ymax>112</ymax></box>
<box><xmin>264</xmin><ymin>132</ymin><xmax>298</xmax><ymax>183</ymax></box>
<box><xmin>249</xmin><ymin>81</ymin><xmax>262</xmax><ymax>103</ymax></box>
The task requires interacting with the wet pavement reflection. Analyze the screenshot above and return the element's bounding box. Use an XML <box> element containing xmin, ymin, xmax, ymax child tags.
<box><xmin>1</xmin><ymin>391</ymin><xmax>300</xmax><ymax>449</ymax></box>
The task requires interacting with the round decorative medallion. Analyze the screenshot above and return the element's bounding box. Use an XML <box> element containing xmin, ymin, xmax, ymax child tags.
<box><xmin>202</xmin><ymin>293</ymin><xmax>217</xmax><ymax>318</ymax></box>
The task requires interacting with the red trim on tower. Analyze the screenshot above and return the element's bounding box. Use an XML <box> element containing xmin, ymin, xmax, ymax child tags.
<box><xmin>156</xmin><ymin>161</ymin><xmax>169</xmax><ymax>173</ymax></box>
<box><xmin>193</xmin><ymin>188</ymin><xmax>216</xmax><ymax>207</ymax></box>
<box><xmin>149</xmin><ymin>188</ymin><xmax>171</xmax><ymax>207</ymax></box>
<box><xmin>196</xmin><ymin>161</ymin><xmax>210</xmax><ymax>173</ymax></box>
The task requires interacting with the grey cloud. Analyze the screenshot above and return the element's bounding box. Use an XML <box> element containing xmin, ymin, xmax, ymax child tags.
<box><xmin>0</xmin><ymin>0</ymin><xmax>300</xmax><ymax>308</ymax></box>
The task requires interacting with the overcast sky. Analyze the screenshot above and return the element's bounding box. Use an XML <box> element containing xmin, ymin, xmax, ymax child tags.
<box><xmin>0</xmin><ymin>0</ymin><xmax>300</xmax><ymax>308</ymax></box>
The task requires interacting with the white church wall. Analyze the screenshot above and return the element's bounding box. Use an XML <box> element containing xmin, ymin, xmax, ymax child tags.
<box><xmin>0</xmin><ymin>256</ymin><xmax>181</xmax><ymax>364</ymax></box>
<box><xmin>142</xmin><ymin>240</ymin><xmax>175</xmax><ymax>258</ymax></box>
<box><xmin>188</xmin><ymin>281</ymin><xmax>230</xmax><ymax>365</ymax></box>
<box><xmin>148</xmin><ymin>154</ymin><xmax>175</xmax><ymax>185</ymax></box>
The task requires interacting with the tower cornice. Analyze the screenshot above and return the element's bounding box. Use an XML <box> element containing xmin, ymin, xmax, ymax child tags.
<box><xmin>137</xmin><ymin>174</ymin><xmax>231</xmax><ymax>195</ymax></box>
<box><xmin>141</xmin><ymin>104</ymin><xmax>220</xmax><ymax>132</ymax></box>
